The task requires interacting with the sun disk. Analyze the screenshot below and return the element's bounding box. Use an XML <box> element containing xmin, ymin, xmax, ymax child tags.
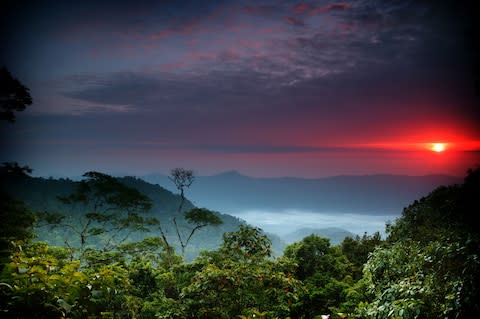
<box><xmin>431</xmin><ymin>143</ymin><xmax>446</xmax><ymax>152</ymax></box>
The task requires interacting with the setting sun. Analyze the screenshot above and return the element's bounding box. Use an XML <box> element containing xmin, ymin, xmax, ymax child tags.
<box><xmin>431</xmin><ymin>143</ymin><xmax>446</xmax><ymax>153</ymax></box>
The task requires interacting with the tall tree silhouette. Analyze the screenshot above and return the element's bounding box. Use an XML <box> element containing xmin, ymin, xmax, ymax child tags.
<box><xmin>168</xmin><ymin>168</ymin><xmax>223</xmax><ymax>257</ymax></box>
<box><xmin>0</xmin><ymin>66</ymin><xmax>32</xmax><ymax>123</ymax></box>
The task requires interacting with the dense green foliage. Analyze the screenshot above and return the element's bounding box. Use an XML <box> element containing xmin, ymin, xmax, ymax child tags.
<box><xmin>0</xmin><ymin>226</ymin><xmax>300</xmax><ymax>319</ymax></box>
<box><xmin>1</xmin><ymin>166</ymin><xmax>479</xmax><ymax>318</ymax></box>
<box><xmin>340</xmin><ymin>232</ymin><xmax>382</xmax><ymax>280</ymax></box>
<box><xmin>0</xmin><ymin>190</ymin><xmax>35</xmax><ymax>266</ymax></box>
<box><xmin>0</xmin><ymin>164</ymin><xmax>36</xmax><ymax>266</ymax></box>
<box><xmin>284</xmin><ymin>234</ymin><xmax>353</xmax><ymax>318</ymax></box>
<box><xmin>353</xmin><ymin>167</ymin><xmax>480</xmax><ymax>319</ymax></box>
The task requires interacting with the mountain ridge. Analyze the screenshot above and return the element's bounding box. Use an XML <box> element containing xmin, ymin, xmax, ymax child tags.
<box><xmin>143</xmin><ymin>170</ymin><xmax>462</xmax><ymax>180</ymax></box>
<box><xmin>140</xmin><ymin>171</ymin><xmax>463</xmax><ymax>216</ymax></box>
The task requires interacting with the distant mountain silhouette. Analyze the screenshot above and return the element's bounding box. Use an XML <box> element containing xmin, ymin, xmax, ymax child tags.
<box><xmin>142</xmin><ymin>171</ymin><xmax>463</xmax><ymax>216</ymax></box>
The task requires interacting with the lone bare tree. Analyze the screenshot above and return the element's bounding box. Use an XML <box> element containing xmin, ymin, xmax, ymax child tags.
<box><xmin>168</xmin><ymin>168</ymin><xmax>222</xmax><ymax>256</ymax></box>
<box><xmin>169</xmin><ymin>167</ymin><xmax>194</xmax><ymax>212</ymax></box>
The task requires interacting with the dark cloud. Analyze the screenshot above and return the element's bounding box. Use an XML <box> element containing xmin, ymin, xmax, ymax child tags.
<box><xmin>311</xmin><ymin>2</ymin><xmax>352</xmax><ymax>15</ymax></box>
<box><xmin>243</xmin><ymin>5</ymin><xmax>276</xmax><ymax>15</ymax></box>
<box><xmin>284</xmin><ymin>16</ymin><xmax>305</xmax><ymax>26</ymax></box>
<box><xmin>292</xmin><ymin>3</ymin><xmax>310</xmax><ymax>14</ymax></box>
<box><xmin>62</xmin><ymin>69</ymin><xmax>279</xmax><ymax>115</ymax></box>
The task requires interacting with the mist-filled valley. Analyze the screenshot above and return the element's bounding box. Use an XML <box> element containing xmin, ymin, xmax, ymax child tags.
<box><xmin>43</xmin><ymin>170</ymin><xmax>463</xmax><ymax>245</ymax></box>
<box><xmin>232</xmin><ymin>210</ymin><xmax>391</xmax><ymax>240</ymax></box>
<box><xmin>141</xmin><ymin>171</ymin><xmax>462</xmax><ymax>240</ymax></box>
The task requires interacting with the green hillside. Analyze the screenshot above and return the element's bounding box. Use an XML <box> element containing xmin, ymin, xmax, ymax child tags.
<box><xmin>0</xmin><ymin>170</ymin><xmax>285</xmax><ymax>260</ymax></box>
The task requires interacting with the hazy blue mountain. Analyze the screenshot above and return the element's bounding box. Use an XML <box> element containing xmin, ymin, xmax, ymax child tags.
<box><xmin>142</xmin><ymin>171</ymin><xmax>463</xmax><ymax>216</ymax></box>
<box><xmin>284</xmin><ymin>227</ymin><xmax>356</xmax><ymax>245</ymax></box>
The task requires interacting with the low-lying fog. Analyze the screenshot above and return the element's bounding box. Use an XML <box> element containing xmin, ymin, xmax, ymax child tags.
<box><xmin>232</xmin><ymin>210</ymin><xmax>399</xmax><ymax>238</ymax></box>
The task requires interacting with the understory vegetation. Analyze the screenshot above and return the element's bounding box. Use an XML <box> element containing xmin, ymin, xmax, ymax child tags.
<box><xmin>0</xmin><ymin>165</ymin><xmax>479</xmax><ymax>318</ymax></box>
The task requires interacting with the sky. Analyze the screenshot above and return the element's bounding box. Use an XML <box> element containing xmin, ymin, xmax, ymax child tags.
<box><xmin>1</xmin><ymin>0</ymin><xmax>479</xmax><ymax>178</ymax></box>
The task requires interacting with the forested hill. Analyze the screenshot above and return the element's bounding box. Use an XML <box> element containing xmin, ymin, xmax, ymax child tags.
<box><xmin>0</xmin><ymin>172</ymin><xmax>285</xmax><ymax>260</ymax></box>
